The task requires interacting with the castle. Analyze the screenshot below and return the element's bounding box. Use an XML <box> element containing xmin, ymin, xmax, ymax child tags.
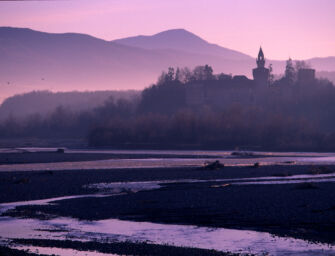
<box><xmin>185</xmin><ymin>47</ymin><xmax>316</xmax><ymax>107</ymax></box>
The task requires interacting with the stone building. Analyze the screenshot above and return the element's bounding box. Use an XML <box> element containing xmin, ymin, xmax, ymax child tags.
<box><xmin>185</xmin><ymin>47</ymin><xmax>268</xmax><ymax>107</ymax></box>
<box><xmin>297</xmin><ymin>68</ymin><xmax>315</xmax><ymax>84</ymax></box>
<box><xmin>185</xmin><ymin>47</ymin><xmax>317</xmax><ymax>108</ymax></box>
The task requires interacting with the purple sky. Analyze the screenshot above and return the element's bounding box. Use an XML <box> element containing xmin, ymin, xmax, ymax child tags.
<box><xmin>0</xmin><ymin>0</ymin><xmax>334</xmax><ymax>60</ymax></box>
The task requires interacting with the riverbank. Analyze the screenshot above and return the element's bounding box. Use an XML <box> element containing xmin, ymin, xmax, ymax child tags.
<box><xmin>1</xmin><ymin>165</ymin><xmax>335</xmax><ymax>247</ymax></box>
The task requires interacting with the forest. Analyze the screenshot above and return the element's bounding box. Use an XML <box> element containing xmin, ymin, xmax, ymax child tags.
<box><xmin>1</xmin><ymin>60</ymin><xmax>335</xmax><ymax>151</ymax></box>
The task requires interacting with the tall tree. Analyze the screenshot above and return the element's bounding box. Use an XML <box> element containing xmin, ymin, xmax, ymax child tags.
<box><xmin>167</xmin><ymin>67</ymin><xmax>175</xmax><ymax>82</ymax></box>
<box><xmin>285</xmin><ymin>58</ymin><xmax>296</xmax><ymax>85</ymax></box>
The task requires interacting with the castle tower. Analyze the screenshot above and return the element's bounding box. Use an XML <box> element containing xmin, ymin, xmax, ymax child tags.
<box><xmin>253</xmin><ymin>47</ymin><xmax>269</xmax><ymax>87</ymax></box>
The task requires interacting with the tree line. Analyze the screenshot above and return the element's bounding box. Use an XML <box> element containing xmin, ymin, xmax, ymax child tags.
<box><xmin>1</xmin><ymin>61</ymin><xmax>335</xmax><ymax>151</ymax></box>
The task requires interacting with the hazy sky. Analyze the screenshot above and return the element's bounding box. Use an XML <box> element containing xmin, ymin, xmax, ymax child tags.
<box><xmin>0</xmin><ymin>0</ymin><xmax>334</xmax><ymax>60</ymax></box>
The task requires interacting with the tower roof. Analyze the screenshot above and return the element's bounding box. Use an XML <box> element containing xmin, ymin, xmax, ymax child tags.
<box><xmin>258</xmin><ymin>47</ymin><xmax>264</xmax><ymax>59</ymax></box>
<box><xmin>256</xmin><ymin>46</ymin><xmax>265</xmax><ymax>68</ymax></box>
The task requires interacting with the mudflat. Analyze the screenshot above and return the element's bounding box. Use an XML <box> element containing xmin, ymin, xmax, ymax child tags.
<box><xmin>2</xmin><ymin>164</ymin><xmax>335</xmax><ymax>245</ymax></box>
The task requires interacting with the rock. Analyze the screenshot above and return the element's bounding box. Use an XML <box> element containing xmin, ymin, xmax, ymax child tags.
<box><xmin>56</xmin><ymin>148</ymin><xmax>65</xmax><ymax>153</ymax></box>
<box><xmin>231</xmin><ymin>151</ymin><xmax>254</xmax><ymax>157</ymax></box>
<box><xmin>253</xmin><ymin>162</ymin><xmax>260</xmax><ymax>168</ymax></box>
<box><xmin>203</xmin><ymin>160</ymin><xmax>224</xmax><ymax>170</ymax></box>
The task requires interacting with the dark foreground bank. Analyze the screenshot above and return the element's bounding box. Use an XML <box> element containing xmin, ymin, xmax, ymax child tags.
<box><xmin>1</xmin><ymin>164</ymin><xmax>335</xmax><ymax>255</ymax></box>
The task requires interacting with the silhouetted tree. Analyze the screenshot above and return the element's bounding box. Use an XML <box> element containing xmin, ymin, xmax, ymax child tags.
<box><xmin>175</xmin><ymin>68</ymin><xmax>181</xmax><ymax>81</ymax></box>
<box><xmin>217</xmin><ymin>73</ymin><xmax>232</xmax><ymax>81</ymax></box>
<box><xmin>285</xmin><ymin>58</ymin><xmax>296</xmax><ymax>85</ymax></box>
<box><xmin>167</xmin><ymin>67</ymin><xmax>175</xmax><ymax>82</ymax></box>
<box><xmin>193</xmin><ymin>65</ymin><xmax>214</xmax><ymax>81</ymax></box>
<box><xmin>295</xmin><ymin>60</ymin><xmax>310</xmax><ymax>71</ymax></box>
<box><xmin>268</xmin><ymin>64</ymin><xmax>274</xmax><ymax>85</ymax></box>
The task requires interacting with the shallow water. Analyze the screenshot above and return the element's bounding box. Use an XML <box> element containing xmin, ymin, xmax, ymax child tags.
<box><xmin>1</xmin><ymin>215</ymin><xmax>334</xmax><ymax>256</ymax></box>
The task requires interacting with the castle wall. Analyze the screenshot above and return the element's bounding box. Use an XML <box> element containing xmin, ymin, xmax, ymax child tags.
<box><xmin>298</xmin><ymin>69</ymin><xmax>315</xmax><ymax>84</ymax></box>
<box><xmin>253</xmin><ymin>67</ymin><xmax>269</xmax><ymax>87</ymax></box>
<box><xmin>185</xmin><ymin>78</ymin><xmax>256</xmax><ymax>108</ymax></box>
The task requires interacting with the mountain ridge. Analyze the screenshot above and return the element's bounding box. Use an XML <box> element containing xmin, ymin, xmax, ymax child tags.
<box><xmin>113</xmin><ymin>28</ymin><xmax>252</xmax><ymax>60</ymax></box>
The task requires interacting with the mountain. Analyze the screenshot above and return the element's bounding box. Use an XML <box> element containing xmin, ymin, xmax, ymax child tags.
<box><xmin>0</xmin><ymin>27</ymin><xmax>334</xmax><ymax>103</ymax></box>
<box><xmin>317</xmin><ymin>70</ymin><xmax>335</xmax><ymax>82</ymax></box>
<box><xmin>0</xmin><ymin>27</ymin><xmax>254</xmax><ymax>102</ymax></box>
<box><xmin>113</xmin><ymin>28</ymin><xmax>251</xmax><ymax>60</ymax></box>
<box><xmin>306</xmin><ymin>57</ymin><xmax>335</xmax><ymax>71</ymax></box>
<box><xmin>0</xmin><ymin>27</ymin><xmax>162</xmax><ymax>102</ymax></box>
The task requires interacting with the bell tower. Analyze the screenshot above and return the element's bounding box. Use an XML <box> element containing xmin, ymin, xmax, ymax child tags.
<box><xmin>256</xmin><ymin>47</ymin><xmax>265</xmax><ymax>68</ymax></box>
<box><xmin>253</xmin><ymin>47</ymin><xmax>269</xmax><ymax>87</ymax></box>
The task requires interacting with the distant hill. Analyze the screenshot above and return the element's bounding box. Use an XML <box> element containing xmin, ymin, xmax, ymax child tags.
<box><xmin>317</xmin><ymin>71</ymin><xmax>335</xmax><ymax>83</ymax></box>
<box><xmin>113</xmin><ymin>28</ymin><xmax>251</xmax><ymax>60</ymax></box>
<box><xmin>0</xmin><ymin>27</ymin><xmax>256</xmax><ymax>101</ymax></box>
<box><xmin>0</xmin><ymin>27</ymin><xmax>334</xmax><ymax>102</ymax></box>
<box><xmin>0</xmin><ymin>27</ymin><xmax>163</xmax><ymax>102</ymax></box>
<box><xmin>0</xmin><ymin>90</ymin><xmax>139</xmax><ymax>120</ymax></box>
